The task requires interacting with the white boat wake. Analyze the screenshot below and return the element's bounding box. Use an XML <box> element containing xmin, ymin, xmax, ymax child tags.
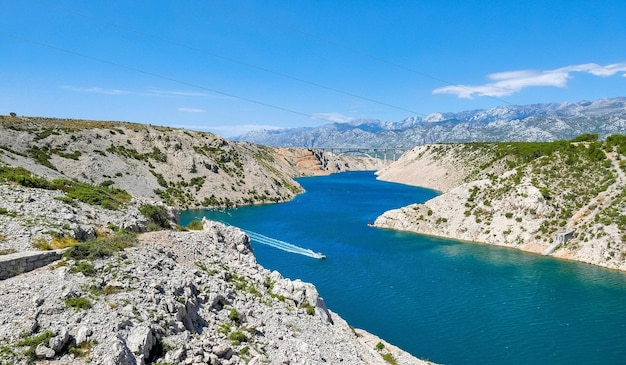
<box><xmin>243</xmin><ymin>230</ymin><xmax>326</xmax><ymax>259</ymax></box>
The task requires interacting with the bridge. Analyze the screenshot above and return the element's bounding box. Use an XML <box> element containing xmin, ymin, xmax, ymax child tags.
<box><xmin>315</xmin><ymin>147</ymin><xmax>411</xmax><ymax>161</ymax></box>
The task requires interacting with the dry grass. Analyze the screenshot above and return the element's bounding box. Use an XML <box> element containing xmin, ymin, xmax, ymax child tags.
<box><xmin>0</xmin><ymin>115</ymin><xmax>146</xmax><ymax>131</ymax></box>
<box><xmin>51</xmin><ymin>235</ymin><xmax>80</xmax><ymax>248</ymax></box>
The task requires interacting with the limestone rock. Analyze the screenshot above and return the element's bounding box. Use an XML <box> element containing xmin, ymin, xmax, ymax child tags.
<box><xmin>127</xmin><ymin>326</ymin><xmax>155</xmax><ymax>360</ymax></box>
<box><xmin>91</xmin><ymin>336</ymin><xmax>137</xmax><ymax>365</ymax></box>
<box><xmin>212</xmin><ymin>343</ymin><xmax>232</xmax><ymax>359</ymax></box>
<box><xmin>35</xmin><ymin>343</ymin><xmax>55</xmax><ymax>359</ymax></box>
<box><xmin>75</xmin><ymin>325</ymin><xmax>92</xmax><ymax>345</ymax></box>
<box><xmin>49</xmin><ymin>328</ymin><xmax>69</xmax><ymax>353</ymax></box>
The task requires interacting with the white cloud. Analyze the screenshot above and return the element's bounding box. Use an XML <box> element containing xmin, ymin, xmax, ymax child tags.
<box><xmin>178</xmin><ymin>107</ymin><xmax>205</xmax><ymax>113</ymax></box>
<box><xmin>147</xmin><ymin>89</ymin><xmax>213</xmax><ymax>98</ymax></box>
<box><xmin>311</xmin><ymin>112</ymin><xmax>355</xmax><ymax>123</ymax></box>
<box><xmin>147</xmin><ymin>89</ymin><xmax>233</xmax><ymax>99</ymax></box>
<box><xmin>433</xmin><ymin>62</ymin><xmax>626</xmax><ymax>98</ymax></box>
<box><xmin>62</xmin><ymin>86</ymin><xmax>130</xmax><ymax>95</ymax></box>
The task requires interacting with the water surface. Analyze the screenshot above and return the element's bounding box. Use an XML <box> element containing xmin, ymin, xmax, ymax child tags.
<box><xmin>181</xmin><ymin>171</ymin><xmax>626</xmax><ymax>365</ymax></box>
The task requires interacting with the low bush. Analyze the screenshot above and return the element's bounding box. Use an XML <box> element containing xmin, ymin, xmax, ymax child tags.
<box><xmin>32</xmin><ymin>237</ymin><xmax>53</xmax><ymax>250</ymax></box>
<box><xmin>70</xmin><ymin>260</ymin><xmax>96</xmax><ymax>276</ymax></box>
<box><xmin>0</xmin><ymin>166</ymin><xmax>131</xmax><ymax>210</ymax></box>
<box><xmin>228</xmin><ymin>331</ymin><xmax>249</xmax><ymax>345</ymax></box>
<box><xmin>139</xmin><ymin>203</ymin><xmax>171</xmax><ymax>229</ymax></box>
<box><xmin>64</xmin><ymin>296</ymin><xmax>92</xmax><ymax>311</ymax></box>
<box><xmin>229</xmin><ymin>308</ymin><xmax>241</xmax><ymax>324</ymax></box>
<box><xmin>52</xmin><ymin>180</ymin><xmax>131</xmax><ymax>210</ymax></box>
<box><xmin>63</xmin><ymin>231</ymin><xmax>136</xmax><ymax>261</ymax></box>
<box><xmin>186</xmin><ymin>220</ymin><xmax>204</xmax><ymax>230</ymax></box>
<box><xmin>51</xmin><ymin>235</ymin><xmax>79</xmax><ymax>248</ymax></box>
<box><xmin>300</xmin><ymin>301</ymin><xmax>315</xmax><ymax>316</ymax></box>
<box><xmin>16</xmin><ymin>330</ymin><xmax>55</xmax><ymax>362</ymax></box>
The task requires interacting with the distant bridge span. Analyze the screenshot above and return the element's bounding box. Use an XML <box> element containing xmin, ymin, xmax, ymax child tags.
<box><xmin>315</xmin><ymin>147</ymin><xmax>412</xmax><ymax>161</ymax></box>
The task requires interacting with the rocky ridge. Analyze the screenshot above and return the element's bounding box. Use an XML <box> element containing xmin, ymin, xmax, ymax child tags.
<box><xmin>0</xmin><ymin>116</ymin><xmax>387</xmax><ymax>210</ymax></box>
<box><xmin>235</xmin><ymin>97</ymin><xmax>626</xmax><ymax>148</ymax></box>
<box><xmin>375</xmin><ymin>139</ymin><xmax>626</xmax><ymax>271</ymax></box>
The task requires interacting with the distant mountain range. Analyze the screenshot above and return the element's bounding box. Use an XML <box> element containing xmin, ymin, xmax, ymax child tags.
<box><xmin>234</xmin><ymin>97</ymin><xmax>626</xmax><ymax>148</ymax></box>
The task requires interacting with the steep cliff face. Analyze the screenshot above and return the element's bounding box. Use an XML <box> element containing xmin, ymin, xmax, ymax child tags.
<box><xmin>0</xmin><ymin>116</ymin><xmax>385</xmax><ymax>209</ymax></box>
<box><xmin>376</xmin><ymin>139</ymin><xmax>626</xmax><ymax>271</ymax></box>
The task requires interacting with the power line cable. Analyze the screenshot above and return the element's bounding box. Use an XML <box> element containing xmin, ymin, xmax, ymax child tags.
<box><xmin>0</xmin><ymin>31</ymin><xmax>338</xmax><ymax>124</ymax></box>
<box><xmin>26</xmin><ymin>0</ymin><xmax>428</xmax><ymax>116</ymax></box>
<box><xmin>210</xmin><ymin>0</ymin><xmax>514</xmax><ymax>105</ymax></box>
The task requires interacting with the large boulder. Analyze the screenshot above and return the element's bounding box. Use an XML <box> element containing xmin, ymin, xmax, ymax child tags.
<box><xmin>91</xmin><ymin>336</ymin><xmax>137</xmax><ymax>365</ymax></box>
<box><xmin>127</xmin><ymin>325</ymin><xmax>156</xmax><ymax>362</ymax></box>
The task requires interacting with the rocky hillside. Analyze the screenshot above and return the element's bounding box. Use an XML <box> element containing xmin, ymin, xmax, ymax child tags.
<box><xmin>235</xmin><ymin>97</ymin><xmax>626</xmax><ymax>147</ymax></box>
<box><xmin>375</xmin><ymin>135</ymin><xmax>626</xmax><ymax>271</ymax></box>
<box><xmin>0</xmin><ymin>116</ymin><xmax>387</xmax><ymax>210</ymax></box>
<box><xmin>0</xmin><ymin>214</ymin><xmax>429</xmax><ymax>364</ymax></box>
<box><xmin>0</xmin><ymin>116</ymin><xmax>430</xmax><ymax>364</ymax></box>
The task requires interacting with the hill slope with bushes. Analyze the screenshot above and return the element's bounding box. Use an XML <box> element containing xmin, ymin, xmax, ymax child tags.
<box><xmin>375</xmin><ymin>134</ymin><xmax>626</xmax><ymax>271</ymax></box>
<box><xmin>0</xmin><ymin>116</ymin><xmax>385</xmax><ymax>209</ymax></box>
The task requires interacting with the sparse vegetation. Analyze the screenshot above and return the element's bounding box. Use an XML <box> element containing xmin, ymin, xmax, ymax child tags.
<box><xmin>399</xmin><ymin>134</ymin><xmax>626</xmax><ymax>260</ymax></box>
<box><xmin>228</xmin><ymin>330</ymin><xmax>249</xmax><ymax>346</ymax></box>
<box><xmin>63</xmin><ymin>230</ymin><xmax>137</xmax><ymax>261</ymax></box>
<box><xmin>0</xmin><ymin>166</ymin><xmax>131</xmax><ymax>210</ymax></box>
<box><xmin>64</xmin><ymin>296</ymin><xmax>93</xmax><ymax>311</ymax></box>
<box><xmin>300</xmin><ymin>301</ymin><xmax>315</xmax><ymax>316</ymax></box>
<box><xmin>16</xmin><ymin>330</ymin><xmax>55</xmax><ymax>362</ymax></box>
<box><xmin>186</xmin><ymin>219</ymin><xmax>204</xmax><ymax>230</ymax></box>
<box><xmin>0</xmin><ymin>248</ymin><xmax>16</xmax><ymax>255</ymax></box>
<box><xmin>139</xmin><ymin>203</ymin><xmax>171</xmax><ymax>229</ymax></box>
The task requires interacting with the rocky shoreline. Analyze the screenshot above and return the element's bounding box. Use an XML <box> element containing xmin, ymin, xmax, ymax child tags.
<box><xmin>0</xmin><ymin>182</ymin><xmax>431</xmax><ymax>365</ymax></box>
<box><xmin>375</xmin><ymin>142</ymin><xmax>626</xmax><ymax>272</ymax></box>
<box><xmin>0</xmin><ymin>116</ymin><xmax>429</xmax><ymax>364</ymax></box>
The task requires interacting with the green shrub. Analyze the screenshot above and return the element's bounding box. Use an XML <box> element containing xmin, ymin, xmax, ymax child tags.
<box><xmin>70</xmin><ymin>260</ymin><xmax>95</xmax><ymax>276</ymax></box>
<box><xmin>300</xmin><ymin>301</ymin><xmax>315</xmax><ymax>316</ymax></box>
<box><xmin>64</xmin><ymin>296</ymin><xmax>92</xmax><ymax>311</ymax></box>
<box><xmin>0</xmin><ymin>166</ymin><xmax>52</xmax><ymax>189</ymax></box>
<box><xmin>68</xmin><ymin>339</ymin><xmax>97</xmax><ymax>358</ymax></box>
<box><xmin>32</xmin><ymin>237</ymin><xmax>53</xmax><ymax>250</ymax></box>
<box><xmin>571</xmin><ymin>133</ymin><xmax>598</xmax><ymax>142</ymax></box>
<box><xmin>381</xmin><ymin>352</ymin><xmax>399</xmax><ymax>365</ymax></box>
<box><xmin>186</xmin><ymin>220</ymin><xmax>204</xmax><ymax>230</ymax></box>
<box><xmin>52</xmin><ymin>180</ymin><xmax>131</xmax><ymax>210</ymax></box>
<box><xmin>229</xmin><ymin>308</ymin><xmax>241</xmax><ymax>323</ymax></box>
<box><xmin>228</xmin><ymin>331</ymin><xmax>249</xmax><ymax>345</ymax></box>
<box><xmin>16</xmin><ymin>330</ymin><xmax>55</xmax><ymax>362</ymax></box>
<box><xmin>54</xmin><ymin>196</ymin><xmax>78</xmax><ymax>207</ymax></box>
<box><xmin>63</xmin><ymin>231</ymin><xmax>136</xmax><ymax>261</ymax></box>
<box><xmin>139</xmin><ymin>203</ymin><xmax>171</xmax><ymax>229</ymax></box>
<box><xmin>100</xmin><ymin>180</ymin><xmax>114</xmax><ymax>187</ymax></box>
<box><xmin>27</xmin><ymin>145</ymin><xmax>56</xmax><ymax>170</ymax></box>
<box><xmin>0</xmin><ymin>207</ymin><xmax>11</xmax><ymax>215</ymax></box>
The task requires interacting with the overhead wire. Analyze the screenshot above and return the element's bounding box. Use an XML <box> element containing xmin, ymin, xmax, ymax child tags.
<box><xmin>209</xmin><ymin>0</ymin><xmax>514</xmax><ymax>106</ymax></box>
<box><xmin>26</xmin><ymin>0</ymin><xmax>428</xmax><ymax>116</ymax></box>
<box><xmin>0</xmin><ymin>31</ymin><xmax>333</xmax><ymax>123</ymax></box>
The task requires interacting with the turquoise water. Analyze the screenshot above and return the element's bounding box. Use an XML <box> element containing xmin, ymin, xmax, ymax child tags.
<box><xmin>181</xmin><ymin>171</ymin><xmax>626</xmax><ymax>365</ymax></box>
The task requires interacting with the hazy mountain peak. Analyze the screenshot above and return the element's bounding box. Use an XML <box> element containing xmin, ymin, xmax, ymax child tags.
<box><xmin>234</xmin><ymin>97</ymin><xmax>626</xmax><ymax>148</ymax></box>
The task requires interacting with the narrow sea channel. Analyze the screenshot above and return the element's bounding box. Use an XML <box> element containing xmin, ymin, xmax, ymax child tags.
<box><xmin>180</xmin><ymin>171</ymin><xmax>626</xmax><ymax>365</ymax></box>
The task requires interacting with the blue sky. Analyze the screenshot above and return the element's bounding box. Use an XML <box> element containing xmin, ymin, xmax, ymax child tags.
<box><xmin>1</xmin><ymin>0</ymin><xmax>625</xmax><ymax>137</ymax></box>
